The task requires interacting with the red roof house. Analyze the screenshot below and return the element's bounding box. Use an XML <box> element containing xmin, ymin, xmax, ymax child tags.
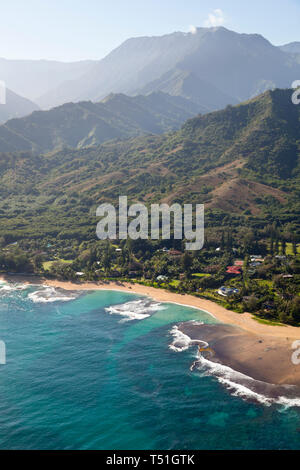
<box><xmin>226</xmin><ymin>266</ymin><xmax>242</xmax><ymax>275</ymax></box>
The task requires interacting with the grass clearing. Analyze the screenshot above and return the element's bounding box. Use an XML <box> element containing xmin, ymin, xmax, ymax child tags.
<box><xmin>43</xmin><ymin>259</ymin><xmax>73</xmax><ymax>271</ymax></box>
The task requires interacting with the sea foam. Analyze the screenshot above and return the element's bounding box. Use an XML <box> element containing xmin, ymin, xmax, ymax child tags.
<box><xmin>169</xmin><ymin>324</ymin><xmax>208</xmax><ymax>352</ymax></box>
<box><xmin>0</xmin><ymin>281</ymin><xmax>32</xmax><ymax>294</ymax></box>
<box><xmin>28</xmin><ymin>286</ymin><xmax>78</xmax><ymax>303</ymax></box>
<box><xmin>169</xmin><ymin>323</ymin><xmax>300</xmax><ymax>409</ymax></box>
<box><xmin>105</xmin><ymin>298</ymin><xmax>164</xmax><ymax>322</ymax></box>
<box><xmin>197</xmin><ymin>355</ymin><xmax>300</xmax><ymax>409</ymax></box>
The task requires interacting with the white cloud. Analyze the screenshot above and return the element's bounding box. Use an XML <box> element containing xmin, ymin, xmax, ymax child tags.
<box><xmin>204</xmin><ymin>9</ymin><xmax>225</xmax><ymax>28</ymax></box>
<box><xmin>189</xmin><ymin>25</ymin><xmax>197</xmax><ymax>35</ymax></box>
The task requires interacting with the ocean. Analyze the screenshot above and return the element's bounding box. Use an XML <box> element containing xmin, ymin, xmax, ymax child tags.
<box><xmin>0</xmin><ymin>280</ymin><xmax>299</xmax><ymax>450</ymax></box>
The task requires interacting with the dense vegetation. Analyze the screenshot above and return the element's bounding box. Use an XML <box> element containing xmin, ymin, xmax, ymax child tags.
<box><xmin>0</xmin><ymin>88</ymin><xmax>299</xmax><ymax>324</ymax></box>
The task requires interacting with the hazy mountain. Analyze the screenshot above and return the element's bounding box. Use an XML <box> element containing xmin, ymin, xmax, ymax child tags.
<box><xmin>174</xmin><ymin>27</ymin><xmax>300</xmax><ymax>102</ymax></box>
<box><xmin>0</xmin><ymin>88</ymin><xmax>39</xmax><ymax>124</ymax></box>
<box><xmin>0</xmin><ymin>58</ymin><xmax>95</xmax><ymax>103</ymax></box>
<box><xmin>38</xmin><ymin>27</ymin><xmax>300</xmax><ymax>110</ymax></box>
<box><xmin>37</xmin><ymin>31</ymin><xmax>206</xmax><ymax>108</ymax></box>
<box><xmin>280</xmin><ymin>42</ymin><xmax>300</xmax><ymax>54</ymax></box>
<box><xmin>138</xmin><ymin>68</ymin><xmax>236</xmax><ymax>111</ymax></box>
<box><xmin>280</xmin><ymin>42</ymin><xmax>300</xmax><ymax>64</ymax></box>
<box><xmin>0</xmin><ymin>92</ymin><xmax>201</xmax><ymax>153</ymax></box>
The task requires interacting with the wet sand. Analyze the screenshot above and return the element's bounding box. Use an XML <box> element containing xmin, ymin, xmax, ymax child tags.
<box><xmin>179</xmin><ymin>322</ymin><xmax>300</xmax><ymax>388</ymax></box>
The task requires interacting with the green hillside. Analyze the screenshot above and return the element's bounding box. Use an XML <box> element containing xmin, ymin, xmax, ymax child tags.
<box><xmin>0</xmin><ymin>88</ymin><xmax>299</xmax><ymax>244</ymax></box>
<box><xmin>0</xmin><ymin>92</ymin><xmax>201</xmax><ymax>153</ymax></box>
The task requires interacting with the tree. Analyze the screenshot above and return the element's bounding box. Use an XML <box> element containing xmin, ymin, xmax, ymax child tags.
<box><xmin>182</xmin><ymin>253</ymin><xmax>193</xmax><ymax>277</ymax></box>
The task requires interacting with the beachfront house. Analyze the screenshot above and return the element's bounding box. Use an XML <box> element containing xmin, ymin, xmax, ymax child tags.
<box><xmin>156</xmin><ymin>275</ymin><xmax>168</xmax><ymax>282</ymax></box>
<box><xmin>218</xmin><ymin>286</ymin><xmax>239</xmax><ymax>297</ymax></box>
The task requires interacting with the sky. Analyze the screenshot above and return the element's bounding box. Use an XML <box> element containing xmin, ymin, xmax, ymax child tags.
<box><xmin>0</xmin><ymin>0</ymin><xmax>300</xmax><ymax>62</ymax></box>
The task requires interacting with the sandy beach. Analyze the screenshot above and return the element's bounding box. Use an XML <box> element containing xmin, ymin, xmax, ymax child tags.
<box><xmin>33</xmin><ymin>277</ymin><xmax>300</xmax><ymax>339</ymax></box>
<box><xmin>1</xmin><ymin>274</ymin><xmax>300</xmax><ymax>388</ymax></box>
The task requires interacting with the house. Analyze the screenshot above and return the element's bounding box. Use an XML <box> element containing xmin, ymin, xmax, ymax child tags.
<box><xmin>275</xmin><ymin>255</ymin><xmax>287</xmax><ymax>261</ymax></box>
<box><xmin>218</xmin><ymin>286</ymin><xmax>239</xmax><ymax>297</ymax></box>
<box><xmin>250</xmin><ymin>261</ymin><xmax>262</xmax><ymax>268</ymax></box>
<box><xmin>234</xmin><ymin>260</ymin><xmax>244</xmax><ymax>267</ymax></box>
<box><xmin>226</xmin><ymin>266</ymin><xmax>242</xmax><ymax>275</ymax></box>
<box><xmin>156</xmin><ymin>275</ymin><xmax>168</xmax><ymax>282</ymax></box>
<box><xmin>250</xmin><ymin>255</ymin><xmax>263</xmax><ymax>261</ymax></box>
<box><xmin>115</xmin><ymin>248</ymin><xmax>122</xmax><ymax>253</ymax></box>
<box><xmin>76</xmin><ymin>272</ymin><xmax>84</xmax><ymax>277</ymax></box>
<box><xmin>250</xmin><ymin>258</ymin><xmax>264</xmax><ymax>266</ymax></box>
<box><xmin>168</xmin><ymin>250</ymin><xmax>183</xmax><ymax>257</ymax></box>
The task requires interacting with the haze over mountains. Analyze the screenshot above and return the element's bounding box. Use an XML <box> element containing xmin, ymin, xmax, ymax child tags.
<box><xmin>0</xmin><ymin>92</ymin><xmax>201</xmax><ymax>153</ymax></box>
<box><xmin>36</xmin><ymin>27</ymin><xmax>300</xmax><ymax>110</ymax></box>
<box><xmin>0</xmin><ymin>58</ymin><xmax>95</xmax><ymax>102</ymax></box>
<box><xmin>280</xmin><ymin>42</ymin><xmax>300</xmax><ymax>54</ymax></box>
<box><xmin>1</xmin><ymin>26</ymin><xmax>300</xmax><ymax>120</ymax></box>
<box><xmin>0</xmin><ymin>88</ymin><xmax>39</xmax><ymax>124</ymax></box>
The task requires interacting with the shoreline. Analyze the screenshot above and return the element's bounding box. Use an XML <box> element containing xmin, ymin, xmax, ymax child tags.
<box><xmin>2</xmin><ymin>274</ymin><xmax>298</xmax><ymax>339</ymax></box>
<box><xmin>1</xmin><ymin>274</ymin><xmax>300</xmax><ymax>389</ymax></box>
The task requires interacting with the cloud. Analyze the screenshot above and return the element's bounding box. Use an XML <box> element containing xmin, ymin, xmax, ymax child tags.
<box><xmin>189</xmin><ymin>25</ymin><xmax>197</xmax><ymax>35</ymax></box>
<box><xmin>204</xmin><ymin>9</ymin><xmax>225</xmax><ymax>28</ymax></box>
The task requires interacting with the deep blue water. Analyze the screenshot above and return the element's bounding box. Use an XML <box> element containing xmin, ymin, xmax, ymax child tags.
<box><xmin>0</xmin><ymin>281</ymin><xmax>299</xmax><ymax>450</ymax></box>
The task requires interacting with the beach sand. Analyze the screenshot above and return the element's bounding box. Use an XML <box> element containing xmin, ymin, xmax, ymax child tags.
<box><xmin>180</xmin><ymin>322</ymin><xmax>300</xmax><ymax>388</ymax></box>
<box><xmin>1</xmin><ymin>274</ymin><xmax>300</xmax><ymax>388</ymax></box>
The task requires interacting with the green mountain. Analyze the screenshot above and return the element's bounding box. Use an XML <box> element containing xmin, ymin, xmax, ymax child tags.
<box><xmin>0</xmin><ymin>92</ymin><xmax>202</xmax><ymax>153</ymax></box>
<box><xmin>0</xmin><ymin>89</ymin><xmax>299</xmax><ymax>243</ymax></box>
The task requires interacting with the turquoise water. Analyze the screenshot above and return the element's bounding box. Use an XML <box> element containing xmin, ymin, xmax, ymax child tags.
<box><xmin>0</xmin><ymin>281</ymin><xmax>299</xmax><ymax>450</ymax></box>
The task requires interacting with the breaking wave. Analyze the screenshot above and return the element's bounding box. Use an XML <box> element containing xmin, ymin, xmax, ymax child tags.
<box><xmin>0</xmin><ymin>281</ymin><xmax>32</xmax><ymax>294</ymax></box>
<box><xmin>169</xmin><ymin>323</ymin><xmax>300</xmax><ymax>409</ymax></box>
<box><xmin>28</xmin><ymin>286</ymin><xmax>78</xmax><ymax>303</ymax></box>
<box><xmin>105</xmin><ymin>298</ymin><xmax>164</xmax><ymax>322</ymax></box>
<box><xmin>169</xmin><ymin>324</ymin><xmax>208</xmax><ymax>352</ymax></box>
<box><xmin>196</xmin><ymin>355</ymin><xmax>300</xmax><ymax>409</ymax></box>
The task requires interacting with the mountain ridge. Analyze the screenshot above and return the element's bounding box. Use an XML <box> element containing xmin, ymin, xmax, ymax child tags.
<box><xmin>36</xmin><ymin>27</ymin><xmax>300</xmax><ymax>110</ymax></box>
<box><xmin>0</xmin><ymin>91</ymin><xmax>202</xmax><ymax>153</ymax></box>
<box><xmin>0</xmin><ymin>88</ymin><xmax>298</xmax><ymax>230</ymax></box>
